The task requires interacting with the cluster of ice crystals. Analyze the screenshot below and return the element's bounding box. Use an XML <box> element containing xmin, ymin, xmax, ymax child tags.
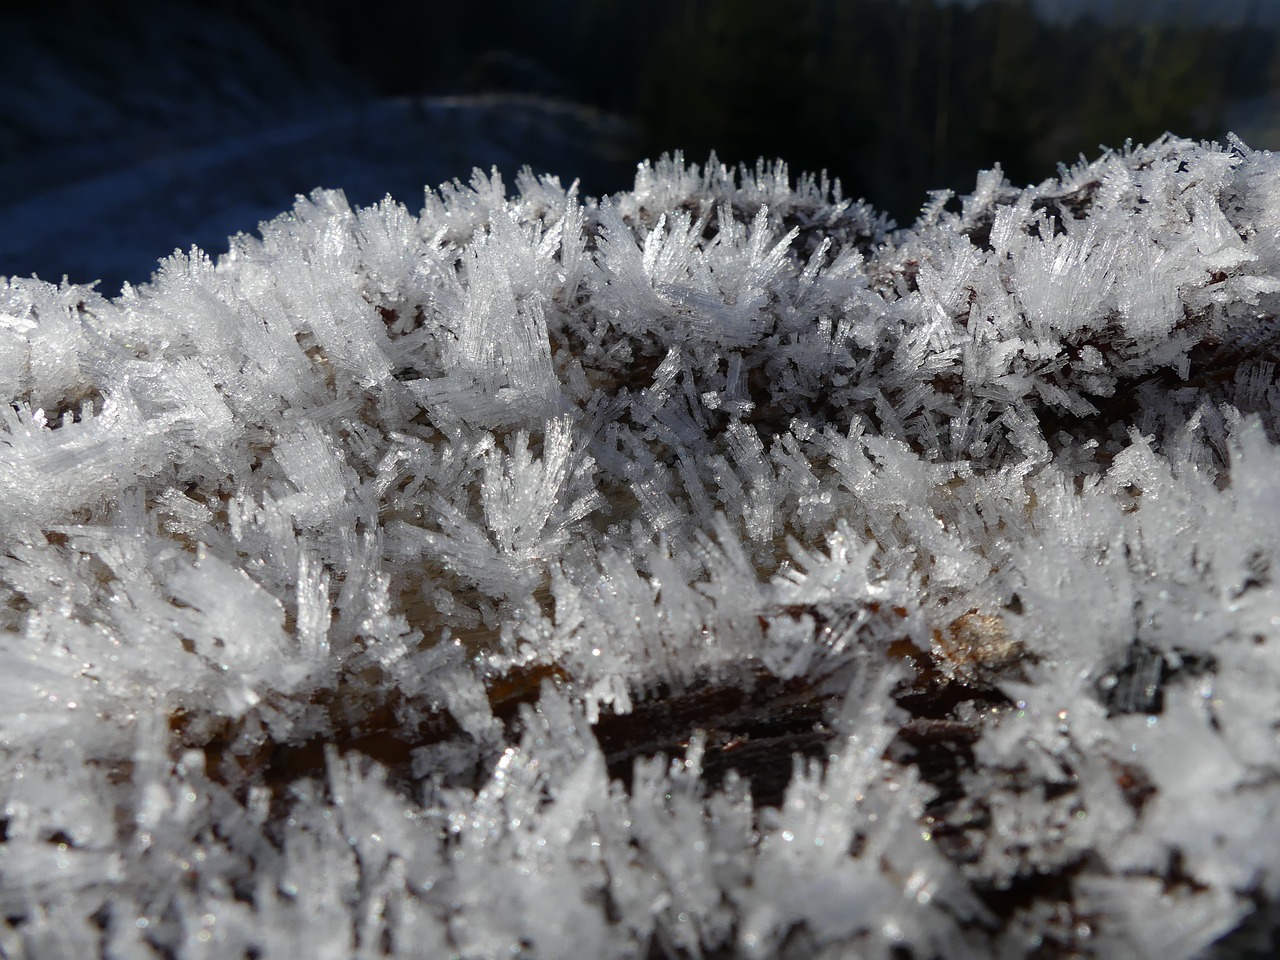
<box><xmin>4</xmin><ymin>137</ymin><xmax>1280</xmax><ymax>958</ymax></box>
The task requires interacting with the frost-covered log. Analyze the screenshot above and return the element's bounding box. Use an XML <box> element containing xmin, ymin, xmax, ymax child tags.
<box><xmin>3</xmin><ymin>134</ymin><xmax>1280</xmax><ymax>959</ymax></box>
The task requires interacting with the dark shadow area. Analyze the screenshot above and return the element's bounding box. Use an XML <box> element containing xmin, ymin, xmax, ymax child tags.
<box><xmin>3</xmin><ymin>0</ymin><xmax>1277</xmax><ymax>293</ymax></box>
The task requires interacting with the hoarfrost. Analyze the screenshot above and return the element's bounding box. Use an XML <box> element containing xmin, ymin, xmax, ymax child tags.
<box><xmin>3</xmin><ymin>135</ymin><xmax>1280</xmax><ymax>958</ymax></box>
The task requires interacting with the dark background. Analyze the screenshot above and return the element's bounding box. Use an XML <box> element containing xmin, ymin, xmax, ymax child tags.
<box><xmin>3</xmin><ymin>0</ymin><xmax>1277</xmax><ymax>295</ymax></box>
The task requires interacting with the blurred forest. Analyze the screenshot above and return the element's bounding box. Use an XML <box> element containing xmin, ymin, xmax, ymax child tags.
<box><xmin>7</xmin><ymin>0</ymin><xmax>1278</xmax><ymax>237</ymax></box>
<box><xmin>251</xmin><ymin>0</ymin><xmax>1275</xmax><ymax>222</ymax></box>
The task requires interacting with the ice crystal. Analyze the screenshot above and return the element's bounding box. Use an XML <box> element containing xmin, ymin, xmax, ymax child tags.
<box><xmin>3</xmin><ymin>136</ymin><xmax>1280</xmax><ymax>959</ymax></box>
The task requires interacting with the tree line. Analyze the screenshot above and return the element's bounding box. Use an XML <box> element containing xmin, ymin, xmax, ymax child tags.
<box><xmin>242</xmin><ymin>0</ymin><xmax>1276</xmax><ymax>221</ymax></box>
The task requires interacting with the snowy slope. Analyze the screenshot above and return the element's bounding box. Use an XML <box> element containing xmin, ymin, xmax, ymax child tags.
<box><xmin>0</xmin><ymin>94</ymin><xmax>635</xmax><ymax>296</ymax></box>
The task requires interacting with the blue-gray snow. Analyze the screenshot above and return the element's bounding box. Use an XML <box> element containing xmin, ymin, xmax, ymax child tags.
<box><xmin>2</xmin><ymin>135</ymin><xmax>1280</xmax><ymax>959</ymax></box>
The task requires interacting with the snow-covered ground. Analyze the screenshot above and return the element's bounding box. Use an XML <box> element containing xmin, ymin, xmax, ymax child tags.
<box><xmin>1</xmin><ymin>93</ymin><xmax>635</xmax><ymax>296</ymax></box>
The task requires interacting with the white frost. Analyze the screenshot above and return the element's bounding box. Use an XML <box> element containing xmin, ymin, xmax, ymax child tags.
<box><xmin>3</xmin><ymin>135</ymin><xmax>1280</xmax><ymax>958</ymax></box>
